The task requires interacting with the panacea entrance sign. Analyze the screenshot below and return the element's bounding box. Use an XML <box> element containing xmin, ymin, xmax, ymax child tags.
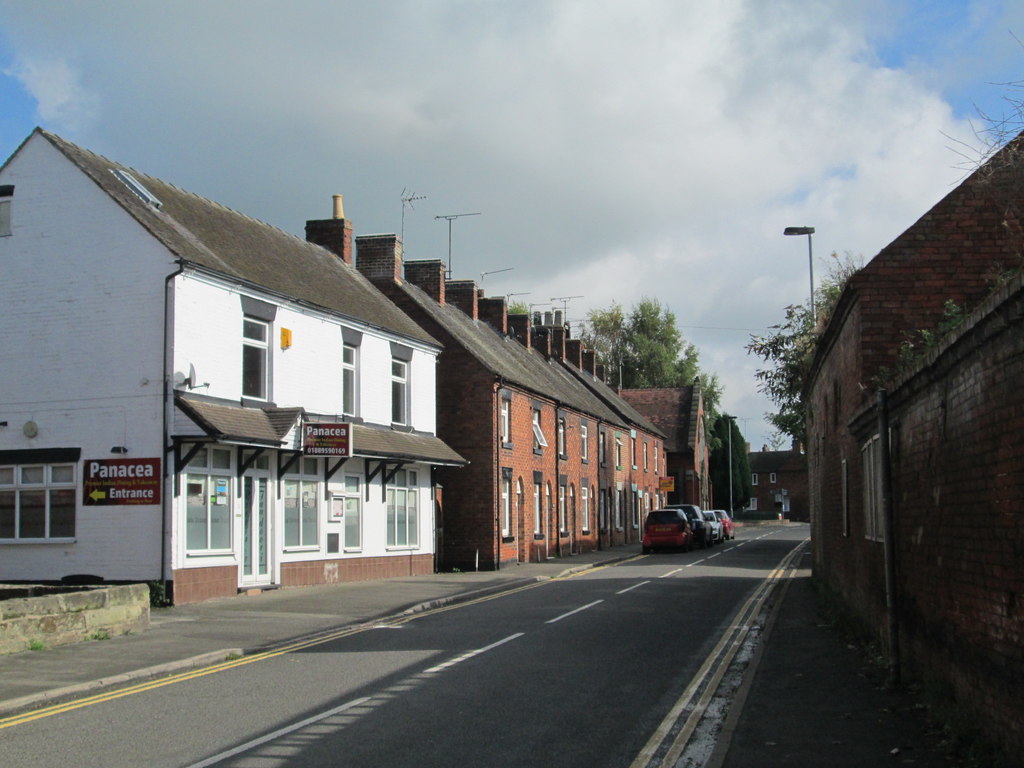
<box><xmin>83</xmin><ymin>458</ymin><xmax>162</xmax><ymax>505</ymax></box>
<box><xmin>302</xmin><ymin>422</ymin><xmax>353</xmax><ymax>457</ymax></box>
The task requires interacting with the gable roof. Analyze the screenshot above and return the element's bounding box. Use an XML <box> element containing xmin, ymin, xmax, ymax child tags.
<box><xmin>30</xmin><ymin>129</ymin><xmax>436</xmax><ymax>347</ymax></box>
<box><xmin>394</xmin><ymin>280</ymin><xmax>664</xmax><ymax>436</ymax></box>
<box><xmin>618</xmin><ymin>387</ymin><xmax>697</xmax><ymax>453</ymax></box>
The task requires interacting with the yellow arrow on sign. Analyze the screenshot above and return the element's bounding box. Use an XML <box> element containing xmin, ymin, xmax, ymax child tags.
<box><xmin>89</xmin><ymin>489</ymin><xmax>106</xmax><ymax>501</ymax></box>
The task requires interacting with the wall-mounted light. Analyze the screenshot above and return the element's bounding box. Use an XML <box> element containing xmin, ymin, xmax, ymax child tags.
<box><xmin>280</xmin><ymin>327</ymin><xmax>293</xmax><ymax>349</ymax></box>
<box><xmin>110</xmin><ymin>446</ymin><xmax>129</xmax><ymax>454</ymax></box>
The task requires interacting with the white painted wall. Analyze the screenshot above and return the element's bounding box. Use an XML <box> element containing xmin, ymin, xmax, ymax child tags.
<box><xmin>0</xmin><ymin>134</ymin><xmax>171</xmax><ymax>581</ymax></box>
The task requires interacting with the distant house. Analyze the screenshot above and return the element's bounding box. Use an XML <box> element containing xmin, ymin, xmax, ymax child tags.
<box><xmin>805</xmin><ymin>133</ymin><xmax>1024</xmax><ymax>757</ymax></box>
<box><xmin>334</xmin><ymin>235</ymin><xmax>667</xmax><ymax>569</ymax></box>
<box><xmin>618</xmin><ymin>386</ymin><xmax>710</xmax><ymax>509</ymax></box>
<box><xmin>746</xmin><ymin>443</ymin><xmax>807</xmax><ymax>521</ymax></box>
<box><xmin>0</xmin><ymin>129</ymin><xmax>464</xmax><ymax>604</ymax></box>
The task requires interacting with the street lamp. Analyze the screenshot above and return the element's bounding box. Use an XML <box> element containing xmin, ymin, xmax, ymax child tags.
<box><xmin>723</xmin><ymin>413</ymin><xmax>734</xmax><ymax>514</ymax></box>
<box><xmin>784</xmin><ymin>226</ymin><xmax>815</xmax><ymax>317</ymax></box>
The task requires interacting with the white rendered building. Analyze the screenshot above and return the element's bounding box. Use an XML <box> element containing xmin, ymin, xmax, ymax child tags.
<box><xmin>0</xmin><ymin>129</ymin><xmax>464</xmax><ymax>603</ymax></box>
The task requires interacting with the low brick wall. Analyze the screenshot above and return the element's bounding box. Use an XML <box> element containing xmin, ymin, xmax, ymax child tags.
<box><xmin>0</xmin><ymin>583</ymin><xmax>150</xmax><ymax>655</ymax></box>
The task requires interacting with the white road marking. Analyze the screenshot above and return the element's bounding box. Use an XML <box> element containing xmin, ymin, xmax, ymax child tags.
<box><xmin>546</xmin><ymin>600</ymin><xmax>604</xmax><ymax>624</ymax></box>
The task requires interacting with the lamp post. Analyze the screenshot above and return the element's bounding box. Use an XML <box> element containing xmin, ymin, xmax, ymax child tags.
<box><xmin>723</xmin><ymin>413</ymin><xmax>734</xmax><ymax>514</ymax></box>
<box><xmin>784</xmin><ymin>226</ymin><xmax>815</xmax><ymax>317</ymax></box>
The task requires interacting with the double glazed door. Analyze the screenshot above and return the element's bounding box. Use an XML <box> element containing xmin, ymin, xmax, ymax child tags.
<box><xmin>241</xmin><ymin>476</ymin><xmax>272</xmax><ymax>586</ymax></box>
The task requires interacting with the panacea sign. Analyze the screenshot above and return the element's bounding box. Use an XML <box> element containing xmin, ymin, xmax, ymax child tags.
<box><xmin>303</xmin><ymin>422</ymin><xmax>353</xmax><ymax>457</ymax></box>
<box><xmin>83</xmin><ymin>458</ymin><xmax>162</xmax><ymax>505</ymax></box>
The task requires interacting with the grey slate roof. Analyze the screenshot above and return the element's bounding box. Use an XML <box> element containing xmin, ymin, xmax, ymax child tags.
<box><xmin>176</xmin><ymin>393</ymin><xmax>466</xmax><ymax>465</ymax></box>
<box><xmin>34</xmin><ymin>129</ymin><xmax>436</xmax><ymax>347</ymax></box>
<box><xmin>396</xmin><ymin>281</ymin><xmax>664</xmax><ymax>437</ymax></box>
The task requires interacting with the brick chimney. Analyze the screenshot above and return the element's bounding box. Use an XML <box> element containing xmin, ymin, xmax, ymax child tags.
<box><xmin>582</xmin><ymin>349</ymin><xmax>598</xmax><ymax>377</ymax></box>
<box><xmin>404</xmin><ymin>259</ymin><xmax>446</xmax><ymax>304</ymax></box>
<box><xmin>596</xmin><ymin>363</ymin><xmax>606</xmax><ymax>383</ymax></box>
<box><xmin>445</xmin><ymin>280</ymin><xmax>478</xmax><ymax>320</ymax></box>
<box><xmin>533</xmin><ymin>326</ymin><xmax>552</xmax><ymax>358</ymax></box>
<box><xmin>550</xmin><ymin>325</ymin><xmax>567</xmax><ymax>361</ymax></box>
<box><xmin>508</xmin><ymin>313</ymin><xmax>531</xmax><ymax>348</ymax></box>
<box><xmin>566</xmin><ymin>339</ymin><xmax>583</xmax><ymax>369</ymax></box>
<box><xmin>305</xmin><ymin>194</ymin><xmax>353</xmax><ymax>264</ymax></box>
<box><xmin>356</xmin><ymin>234</ymin><xmax>402</xmax><ymax>283</ymax></box>
<box><xmin>479</xmin><ymin>296</ymin><xmax>508</xmax><ymax>334</ymax></box>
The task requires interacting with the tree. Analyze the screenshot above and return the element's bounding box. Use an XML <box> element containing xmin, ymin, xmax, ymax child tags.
<box><xmin>579</xmin><ymin>297</ymin><xmax>706</xmax><ymax>390</ymax></box>
<box><xmin>708</xmin><ymin>415</ymin><xmax>751</xmax><ymax>513</ymax></box>
<box><xmin>746</xmin><ymin>252</ymin><xmax>861</xmax><ymax>444</ymax></box>
<box><xmin>508</xmin><ymin>299</ymin><xmax>530</xmax><ymax>315</ymax></box>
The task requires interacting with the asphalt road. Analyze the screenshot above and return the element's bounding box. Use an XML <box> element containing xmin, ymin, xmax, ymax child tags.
<box><xmin>0</xmin><ymin>526</ymin><xmax>807</xmax><ymax>768</ymax></box>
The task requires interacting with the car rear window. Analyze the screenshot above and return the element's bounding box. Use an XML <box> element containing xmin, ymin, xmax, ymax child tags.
<box><xmin>646</xmin><ymin>510</ymin><xmax>681</xmax><ymax>525</ymax></box>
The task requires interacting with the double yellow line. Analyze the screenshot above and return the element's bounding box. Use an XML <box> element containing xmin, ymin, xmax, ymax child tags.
<box><xmin>630</xmin><ymin>538</ymin><xmax>809</xmax><ymax>768</ymax></box>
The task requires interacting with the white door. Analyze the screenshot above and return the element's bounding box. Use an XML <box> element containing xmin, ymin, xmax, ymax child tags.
<box><xmin>241</xmin><ymin>475</ymin><xmax>271</xmax><ymax>586</ymax></box>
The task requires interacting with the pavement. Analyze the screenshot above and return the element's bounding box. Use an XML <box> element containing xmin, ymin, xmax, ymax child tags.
<box><xmin>0</xmin><ymin>525</ymin><xmax>953</xmax><ymax>767</ymax></box>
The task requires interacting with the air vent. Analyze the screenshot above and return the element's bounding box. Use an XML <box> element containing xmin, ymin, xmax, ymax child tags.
<box><xmin>111</xmin><ymin>169</ymin><xmax>162</xmax><ymax>209</ymax></box>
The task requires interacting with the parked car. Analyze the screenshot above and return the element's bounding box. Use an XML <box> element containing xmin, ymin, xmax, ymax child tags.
<box><xmin>664</xmin><ymin>504</ymin><xmax>711</xmax><ymax>548</ymax></box>
<box><xmin>642</xmin><ymin>508</ymin><xmax>693</xmax><ymax>554</ymax></box>
<box><xmin>702</xmin><ymin>509</ymin><xmax>723</xmax><ymax>544</ymax></box>
<box><xmin>715</xmin><ymin>510</ymin><xmax>735</xmax><ymax>540</ymax></box>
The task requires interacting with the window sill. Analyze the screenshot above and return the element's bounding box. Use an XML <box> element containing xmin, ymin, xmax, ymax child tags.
<box><xmin>501</xmin><ymin>535</ymin><xmax>514</xmax><ymax>543</ymax></box>
<box><xmin>385</xmin><ymin>545</ymin><xmax>419</xmax><ymax>552</ymax></box>
<box><xmin>0</xmin><ymin>537</ymin><xmax>76</xmax><ymax>545</ymax></box>
<box><xmin>186</xmin><ymin>549</ymin><xmax>234</xmax><ymax>558</ymax></box>
<box><xmin>343</xmin><ymin>548</ymin><xmax>363</xmax><ymax>554</ymax></box>
<box><xmin>283</xmin><ymin>545</ymin><xmax>320</xmax><ymax>553</ymax></box>
<box><xmin>533</xmin><ymin>534</ymin><xmax>545</xmax><ymax>540</ymax></box>
<box><xmin>501</xmin><ymin>441</ymin><xmax>514</xmax><ymax>450</ymax></box>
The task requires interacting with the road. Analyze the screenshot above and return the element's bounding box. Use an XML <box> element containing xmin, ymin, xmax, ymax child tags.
<box><xmin>0</xmin><ymin>525</ymin><xmax>808</xmax><ymax>768</ymax></box>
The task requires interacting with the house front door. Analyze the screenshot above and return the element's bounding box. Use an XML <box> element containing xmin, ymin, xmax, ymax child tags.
<box><xmin>241</xmin><ymin>475</ymin><xmax>271</xmax><ymax>586</ymax></box>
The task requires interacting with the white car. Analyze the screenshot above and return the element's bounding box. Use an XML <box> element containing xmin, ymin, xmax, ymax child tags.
<box><xmin>702</xmin><ymin>510</ymin><xmax>723</xmax><ymax>544</ymax></box>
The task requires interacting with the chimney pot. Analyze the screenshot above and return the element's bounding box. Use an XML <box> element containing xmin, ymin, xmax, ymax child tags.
<box><xmin>333</xmin><ymin>194</ymin><xmax>345</xmax><ymax>219</ymax></box>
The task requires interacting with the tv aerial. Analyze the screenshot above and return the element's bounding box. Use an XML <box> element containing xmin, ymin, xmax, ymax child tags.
<box><xmin>401</xmin><ymin>189</ymin><xmax>427</xmax><ymax>244</ymax></box>
<box><xmin>435</xmin><ymin>211</ymin><xmax>481</xmax><ymax>278</ymax></box>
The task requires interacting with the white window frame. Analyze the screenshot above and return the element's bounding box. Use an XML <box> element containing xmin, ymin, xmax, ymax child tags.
<box><xmin>581</xmin><ymin>485</ymin><xmax>590</xmax><ymax>532</ymax></box>
<box><xmin>580</xmin><ymin>422</ymin><xmax>589</xmax><ymax>461</ymax></box>
<box><xmin>501</xmin><ymin>471</ymin><xmax>512</xmax><ymax>537</ymax></box>
<box><xmin>500</xmin><ymin>398</ymin><xmax>511</xmax><ymax>445</ymax></box>
<box><xmin>284</xmin><ymin>457</ymin><xmax>320</xmax><ymax>549</ymax></box>
<box><xmin>558</xmin><ymin>484</ymin><xmax>567</xmax><ymax>533</ymax></box>
<box><xmin>643</xmin><ymin>442</ymin><xmax>649</xmax><ymax>471</ymax></box>
<box><xmin>533</xmin><ymin>481</ymin><xmax>542</xmax><ymax>535</ymax></box>
<box><xmin>862</xmin><ymin>435</ymin><xmax>884</xmax><ymax>542</ymax></box>
<box><xmin>341</xmin><ymin>474</ymin><xmax>362</xmax><ymax>551</ymax></box>
<box><xmin>557</xmin><ymin>417</ymin><xmax>567</xmax><ymax>457</ymax></box>
<box><xmin>387</xmin><ymin>469</ymin><xmax>419</xmax><ymax>548</ymax></box>
<box><xmin>0</xmin><ymin>198</ymin><xmax>11</xmax><ymax>237</ymax></box>
<box><xmin>752</xmin><ymin>473</ymin><xmax>759</xmax><ymax>486</ymax></box>
<box><xmin>242</xmin><ymin>317</ymin><xmax>270</xmax><ymax>400</ymax></box>
<box><xmin>342</xmin><ymin>343</ymin><xmax>358</xmax><ymax>417</ymax></box>
<box><xmin>185</xmin><ymin>447</ymin><xmax>234</xmax><ymax>553</ymax></box>
<box><xmin>0</xmin><ymin>462</ymin><xmax>76</xmax><ymax>540</ymax></box>
<box><xmin>532</xmin><ymin>409</ymin><xmax>547</xmax><ymax>451</ymax></box>
<box><xmin>391</xmin><ymin>359</ymin><xmax>409</xmax><ymax>426</ymax></box>
<box><xmin>770</xmin><ymin>472</ymin><xmax>777</xmax><ymax>484</ymax></box>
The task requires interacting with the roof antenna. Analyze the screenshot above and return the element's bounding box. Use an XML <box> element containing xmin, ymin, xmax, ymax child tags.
<box><xmin>401</xmin><ymin>189</ymin><xmax>427</xmax><ymax>245</ymax></box>
<box><xmin>435</xmin><ymin>211</ymin><xmax>481</xmax><ymax>278</ymax></box>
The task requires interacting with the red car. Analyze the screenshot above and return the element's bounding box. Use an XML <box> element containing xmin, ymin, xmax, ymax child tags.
<box><xmin>642</xmin><ymin>509</ymin><xmax>693</xmax><ymax>553</ymax></box>
<box><xmin>715</xmin><ymin>510</ymin><xmax>735</xmax><ymax>540</ymax></box>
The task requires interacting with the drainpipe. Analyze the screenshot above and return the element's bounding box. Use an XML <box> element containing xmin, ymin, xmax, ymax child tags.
<box><xmin>878</xmin><ymin>389</ymin><xmax>900</xmax><ymax>687</ymax></box>
<box><xmin>494</xmin><ymin>379</ymin><xmax>500</xmax><ymax>571</ymax></box>
<box><xmin>161</xmin><ymin>260</ymin><xmax>186</xmax><ymax>602</ymax></box>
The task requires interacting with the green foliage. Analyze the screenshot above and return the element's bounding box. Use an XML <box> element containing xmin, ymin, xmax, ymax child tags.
<box><xmin>579</xmin><ymin>297</ymin><xmax>715</xmax><ymax>399</ymax></box>
<box><xmin>147</xmin><ymin>580</ymin><xmax>172</xmax><ymax>608</ymax></box>
<box><xmin>889</xmin><ymin>300</ymin><xmax>967</xmax><ymax>376</ymax></box>
<box><xmin>28</xmin><ymin>639</ymin><xmax>46</xmax><ymax>651</ymax></box>
<box><xmin>747</xmin><ymin>252</ymin><xmax>862</xmax><ymax>444</ymax></box>
<box><xmin>708</xmin><ymin>415</ymin><xmax>751</xmax><ymax>512</ymax></box>
<box><xmin>508</xmin><ymin>300</ymin><xmax>530</xmax><ymax>315</ymax></box>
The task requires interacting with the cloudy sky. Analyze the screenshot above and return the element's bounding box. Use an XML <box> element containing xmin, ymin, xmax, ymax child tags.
<box><xmin>2</xmin><ymin>0</ymin><xmax>1022</xmax><ymax>451</ymax></box>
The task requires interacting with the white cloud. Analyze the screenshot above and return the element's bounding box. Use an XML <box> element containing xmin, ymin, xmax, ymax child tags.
<box><xmin>4</xmin><ymin>56</ymin><xmax>97</xmax><ymax>131</ymax></box>
<box><xmin>0</xmin><ymin>0</ymin><xmax>1005</xmax><ymax>450</ymax></box>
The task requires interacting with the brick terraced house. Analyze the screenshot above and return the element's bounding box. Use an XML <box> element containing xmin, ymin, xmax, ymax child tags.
<box><xmin>324</xmin><ymin>233</ymin><xmax>667</xmax><ymax>570</ymax></box>
<box><xmin>0</xmin><ymin>129</ymin><xmax>464</xmax><ymax>603</ymax></box>
<box><xmin>619</xmin><ymin>386</ymin><xmax>710</xmax><ymax>509</ymax></box>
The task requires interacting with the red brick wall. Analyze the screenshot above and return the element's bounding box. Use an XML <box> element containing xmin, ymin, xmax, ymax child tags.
<box><xmin>280</xmin><ymin>554</ymin><xmax>433</xmax><ymax>586</ymax></box>
<box><xmin>172</xmin><ymin>565</ymin><xmax>237</xmax><ymax>605</ymax></box>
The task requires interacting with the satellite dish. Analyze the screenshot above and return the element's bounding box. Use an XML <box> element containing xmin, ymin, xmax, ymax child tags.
<box><xmin>187</xmin><ymin>363</ymin><xmax>198</xmax><ymax>388</ymax></box>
